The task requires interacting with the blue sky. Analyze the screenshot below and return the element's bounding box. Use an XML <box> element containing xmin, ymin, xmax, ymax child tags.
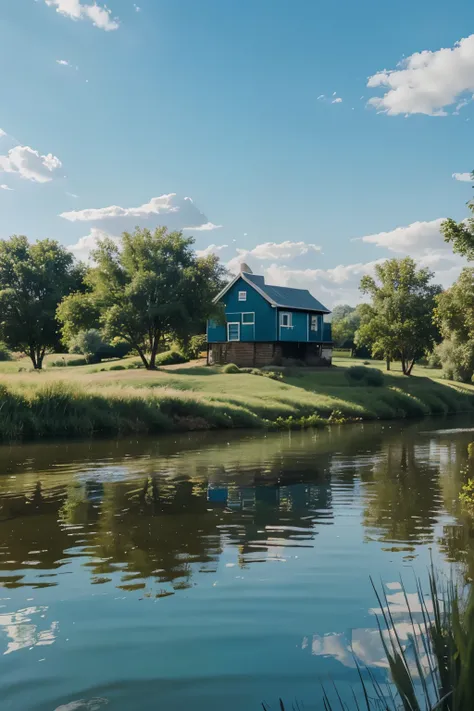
<box><xmin>1</xmin><ymin>0</ymin><xmax>474</xmax><ymax>305</ymax></box>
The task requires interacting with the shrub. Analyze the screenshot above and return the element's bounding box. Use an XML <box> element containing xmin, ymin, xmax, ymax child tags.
<box><xmin>222</xmin><ymin>363</ymin><xmax>241</xmax><ymax>374</ymax></box>
<box><xmin>69</xmin><ymin>329</ymin><xmax>105</xmax><ymax>363</ymax></box>
<box><xmin>155</xmin><ymin>350</ymin><xmax>188</xmax><ymax>366</ymax></box>
<box><xmin>96</xmin><ymin>340</ymin><xmax>131</xmax><ymax>360</ymax></box>
<box><xmin>108</xmin><ymin>364</ymin><xmax>126</xmax><ymax>371</ymax></box>
<box><xmin>436</xmin><ymin>338</ymin><xmax>474</xmax><ymax>383</ymax></box>
<box><xmin>426</xmin><ymin>349</ymin><xmax>442</xmax><ymax>369</ymax></box>
<box><xmin>187</xmin><ymin>334</ymin><xmax>207</xmax><ymax>359</ymax></box>
<box><xmin>0</xmin><ymin>342</ymin><xmax>12</xmax><ymax>361</ymax></box>
<box><xmin>49</xmin><ymin>357</ymin><xmax>87</xmax><ymax>368</ymax></box>
<box><xmin>345</xmin><ymin>365</ymin><xmax>384</xmax><ymax>387</ymax></box>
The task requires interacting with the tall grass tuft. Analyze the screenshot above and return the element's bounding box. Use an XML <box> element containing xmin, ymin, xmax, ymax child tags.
<box><xmin>266</xmin><ymin>566</ymin><xmax>474</xmax><ymax>711</ymax></box>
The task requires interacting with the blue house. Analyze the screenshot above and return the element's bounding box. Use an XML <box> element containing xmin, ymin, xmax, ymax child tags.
<box><xmin>207</xmin><ymin>264</ymin><xmax>333</xmax><ymax>367</ymax></box>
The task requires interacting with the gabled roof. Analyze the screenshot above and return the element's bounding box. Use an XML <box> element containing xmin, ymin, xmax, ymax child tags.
<box><xmin>214</xmin><ymin>271</ymin><xmax>330</xmax><ymax>314</ymax></box>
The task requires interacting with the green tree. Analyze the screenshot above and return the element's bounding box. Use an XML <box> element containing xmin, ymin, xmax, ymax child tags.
<box><xmin>332</xmin><ymin>305</ymin><xmax>363</xmax><ymax>353</ymax></box>
<box><xmin>442</xmin><ymin>170</ymin><xmax>474</xmax><ymax>258</ymax></box>
<box><xmin>355</xmin><ymin>257</ymin><xmax>441</xmax><ymax>375</ymax></box>
<box><xmin>57</xmin><ymin>227</ymin><xmax>226</xmax><ymax>370</ymax></box>
<box><xmin>0</xmin><ymin>236</ymin><xmax>84</xmax><ymax>369</ymax></box>
<box><xmin>434</xmin><ymin>268</ymin><xmax>474</xmax><ymax>382</ymax></box>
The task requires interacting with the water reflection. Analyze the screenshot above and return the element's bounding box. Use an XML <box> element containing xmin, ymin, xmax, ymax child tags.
<box><xmin>1</xmin><ymin>420</ymin><xmax>474</xmax><ymax>710</ymax></box>
<box><xmin>1</xmin><ymin>420</ymin><xmax>474</xmax><ymax>594</ymax></box>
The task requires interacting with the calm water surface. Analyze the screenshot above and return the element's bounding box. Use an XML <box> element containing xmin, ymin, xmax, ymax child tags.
<box><xmin>1</xmin><ymin>418</ymin><xmax>474</xmax><ymax>710</ymax></box>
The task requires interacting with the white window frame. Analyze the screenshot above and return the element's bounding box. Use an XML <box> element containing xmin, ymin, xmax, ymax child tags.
<box><xmin>238</xmin><ymin>291</ymin><xmax>247</xmax><ymax>302</ymax></box>
<box><xmin>241</xmin><ymin>312</ymin><xmax>255</xmax><ymax>325</ymax></box>
<box><xmin>310</xmin><ymin>314</ymin><xmax>318</xmax><ymax>332</ymax></box>
<box><xmin>227</xmin><ymin>322</ymin><xmax>240</xmax><ymax>341</ymax></box>
<box><xmin>280</xmin><ymin>312</ymin><xmax>292</xmax><ymax>328</ymax></box>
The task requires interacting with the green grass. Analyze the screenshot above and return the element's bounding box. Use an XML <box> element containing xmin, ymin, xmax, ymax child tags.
<box><xmin>1</xmin><ymin>355</ymin><xmax>474</xmax><ymax>442</ymax></box>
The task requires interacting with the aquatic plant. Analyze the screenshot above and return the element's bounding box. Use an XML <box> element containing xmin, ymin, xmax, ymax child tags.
<box><xmin>264</xmin><ymin>566</ymin><xmax>474</xmax><ymax>711</ymax></box>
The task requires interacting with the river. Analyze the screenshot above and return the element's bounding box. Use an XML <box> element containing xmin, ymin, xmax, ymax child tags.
<box><xmin>1</xmin><ymin>417</ymin><xmax>474</xmax><ymax>710</ymax></box>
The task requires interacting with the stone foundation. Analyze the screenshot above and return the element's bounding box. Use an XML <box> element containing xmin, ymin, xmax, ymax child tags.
<box><xmin>208</xmin><ymin>342</ymin><xmax>332</xmax><ymax>368</ymax></box>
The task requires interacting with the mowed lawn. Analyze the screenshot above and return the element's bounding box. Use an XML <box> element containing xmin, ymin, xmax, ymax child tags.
<box><xmin>1</xmin><ymin>354</ymin><xmax>474</xmax><ymax>440</ymax></box>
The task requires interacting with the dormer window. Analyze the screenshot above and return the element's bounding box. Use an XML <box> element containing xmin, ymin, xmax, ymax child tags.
<box><xmin>238</xmin><ymin>291</ymin><xmax>247</xmax><ymax>301</ymax></box>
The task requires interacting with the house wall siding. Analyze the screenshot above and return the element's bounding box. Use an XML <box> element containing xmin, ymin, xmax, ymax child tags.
<box><xmin>207</xmin><ymin>276</ymin><xmax>277</xmax><ymax>343</ymax></box>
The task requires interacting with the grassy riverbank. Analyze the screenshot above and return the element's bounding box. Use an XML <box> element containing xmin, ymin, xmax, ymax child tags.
<box><xmin>1</xmin><ymin>356</ymin><xmax>474</xmax><ymax>442</ymax></box>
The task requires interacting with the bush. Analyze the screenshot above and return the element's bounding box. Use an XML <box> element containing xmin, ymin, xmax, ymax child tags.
<box><xmin>426</xmin><ymin>349</ymin><xmax>442</xmax><ymax>369</ymax></box>
<box><xmin>436</xmin><ymin>338</ymin><xmax>474</xmax><ymax>383</ymax></box>
<box><xmin>222</xmin><ymin>363</ymin><xmax>241</xmax><ymax>374</ymax></box>
<box><xmin>345</xmin><ymin>365</ymin><xmax>384</xmax><ymax>387</ymax></box>
<box><xmin>108</xmin><ymin>364</ymin><xmax>126</xmax><ymax>371</ymax></box>
<box><xmin>49</xmin><ymin>357</ymin><xmax>87</xmax><ymax>368</ymax></box>
<box><xmin>69</xmin><ymin>329</ymin><xmax>104</xmax><ymax>363</ymax></box>
<box><xmin>96</xmin><ymin>340</ymin><xmax>131</xmax><ymax>360</ymax></box>
<box><xmin>0</xmin><ymin>342</ymin><xmax>12</xmax><ymax>361</ymax></box>
<box><xmin>154</xmin><ymin>350</ymin><xmax>188</xmax><ymax>366</ymax></box>
<box><xmin>187</xmin><ymin>334</ymin><xmax>207</xmax><ymax>359</ymax></box>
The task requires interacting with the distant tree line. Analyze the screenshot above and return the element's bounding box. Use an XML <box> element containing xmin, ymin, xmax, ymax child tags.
<box><xmin>0</xmin><ymin>227</ymin><xmax>225</xmax><ymax>370</ymax></box>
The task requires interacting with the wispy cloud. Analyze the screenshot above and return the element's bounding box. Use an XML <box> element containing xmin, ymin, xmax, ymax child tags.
<box><xmin>0</xmin><ymin>184</ymin><xmax>13</xmax><ymax>191</ymax></box>
<box><xmin>452</xmin><ymin>172</ymin><xmax>473</xmax><ymax>182</ymax></box>
<box><xmin>183</xmin><ymin>222</ymin><xmax>222</xmax><ymax>232</ymax></box>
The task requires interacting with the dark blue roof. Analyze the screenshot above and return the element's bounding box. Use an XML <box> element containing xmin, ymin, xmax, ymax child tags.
<box><xmin>244</xmin><ymin>273</ymin><xmax>330</xmax><ymax>313</ymax></box>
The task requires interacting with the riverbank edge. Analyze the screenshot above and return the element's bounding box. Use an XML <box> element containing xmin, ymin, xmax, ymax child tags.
<box><xmin>1</xmin><ymin>374</ymin><xmax>474</xmax><ymax>443</ymax></box>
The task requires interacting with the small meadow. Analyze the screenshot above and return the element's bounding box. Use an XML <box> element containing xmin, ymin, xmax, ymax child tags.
<box><xmin>1</xmin><ymin>353</ymin><xmax>474</xmax><ymax>442</ymax></box>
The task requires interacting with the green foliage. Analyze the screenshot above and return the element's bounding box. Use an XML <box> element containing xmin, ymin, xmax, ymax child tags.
<box><xmin>345</xmin><ymin>365</ymin><xmax>384</xmax><ymax>387</ymax></box>
<box><xmin>154</xmin><ymin>350</ymin><xmax>188</xmax><ymax>366</ymax></box>
<box><xmin>0</xmin><ymin>236</ymin><xmax>85</xmax><ymax>369</ymax></box>
<box><xmin>356</xmin><ymin>257</ymin><xmax>442</xmax><ymax>375</ymax></box>
<box><xmin>187</xmin><ymin>334</ymin><xmax>207</xmax><ymax>359</ymax></box>
<box><xmin>222</xmin><ymin>362</ymin><xmax>241</xmax><ymax>374</ymax></box>
<box><xmin>274</xmin><ymin>413</ymin><xmax>326</xmax><ymax>430</ymax></box>
<box><xmin>435</xmin><ymin>338</ymin><xmax>474</xmax><ymax>383</ymax></box>
<box><xmin>435</xmin><ymin>269</ymin><xmax>474</xmax><ymax>383</ymax></box>
<box><xmin>49</xmin><ymin>357</ymin><xmax>87</xmax><ymax>368</ymax></box>
<box><xmin>460</xmin><ymin>478</ymin><xmax>474</xmax><ymax>516</ymax></box>
<box><xmin>69</xmin><ymin>329</ymin><xmax>105</xmax><ymax>363</ymax></box>
<box><xmin>442</xmin><ymin>174</ymin><xmax>474</xmax><ymax>258</ymax></box>
<box><xmin>56</xmin><ymin>292</ymin><xmax>101</xmax><ymax>345</ymax></box>
<box><xmin>58</xmin><ymin>227</ymin><xmax>226</xmax><ymax>370</ymax></box>
<box><xmin>0</xmin><ymin>342</ymin><xmax>12</xmax><ymax>361</ymax></box>
<box><xmin>332</xmin><ymin>305</ymin><xmax>362</xmax><ymax>350</ymax></box>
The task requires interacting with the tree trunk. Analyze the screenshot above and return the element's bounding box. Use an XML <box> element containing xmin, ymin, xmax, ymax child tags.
<box><xmin>148</xmin><ymin>332</ymin><xmax>161</xmax><ymax>370</ymax></box>
<box><xmin>135</xmin><ymin>344</ymin><xmax>150</xmax><ymax>369</ymax></box>
<box><xmin>406</xmin><ymin>359</ymin><xmax>415</xmax><ymax>376</ymax></box>
<box><xmin>386</xmin><ymin>357</ymin><xmax>391</xmax><ymax>371</ymax></box>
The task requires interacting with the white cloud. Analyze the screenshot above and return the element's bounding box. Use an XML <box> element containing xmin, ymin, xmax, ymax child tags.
<box><xmin>133</xmin><ymin>3</ymin><xmax>140</xmax><ymax>10</ymax></box>
<box><xmin>56</xmin><ymin>59</ymin><xmax>71</xmax><ymax>66</ymax></box>
<box><xmin>45</xmin><ymin>0</ymin><xmax>119</xmax><ymax>31</ymax></box>
<box><xmin>367</xmin><ymin>34</ymin><xmax>474</xmax><ymax>116</ymax></box>
<box><xmin>0</xmin><ymin>145</ymin><xmax>62</xmax><ymax>183</ymax></box>
<box><xmin>452</xmin><ymin>172</ymin><xmax>473</xmax><ymax>182</ymax></box>
<box><xmin>0</xmin><ymin>184</ymin><xmax>13</xmax><ymax>191</ymax></box>
<box><xmin>69</xmin><ymin>227</ymin><xmax>119</xmax><ymax>262</ymax></box>
<box><xmin>183</xmin><ymin>222</ymin><xmax>222</xmax><ymax>232</ymax></box>
<box><xmin>0</xmin><ymin>129</ymin><xmax>6</xmax><ymax>138</ymax></box>
<box><xmin>226</xmin><ymin>240</ymin><xmax>322</xmax><ymax>273</ymax></box>
<box><xmin>317</xmin><ymin>94</ymin><xmax>325</xmax><ymax>100</ymax></box>
<box><xmin>60</xmin><ymin>193</ymin><xmax>179</xmax><ymax>221</ymax></box>
<box><xmin>357</xmin><ymin>218</ymin><xmax>446</xmax><ymax>254</ymax></box>
<box><xmin>195</xmin><ymin>244</ymin><xmax>228</xmax><ymax>258</ymax></box>
<box><xmin>66</xmin><ymin>191</ymin><xmax>79</xmax><ymax>198</ymax></box>
<box><xmin>332</xmin><ymin>97</ymin><xmax>343</xmax><ymax>104</ymax></box>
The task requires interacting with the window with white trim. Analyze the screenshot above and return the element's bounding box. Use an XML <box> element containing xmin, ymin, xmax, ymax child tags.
<box><xmin>310</xmin><ymin>315</ymin><xmax>318</xmax><ymax>331</ymax></box>
<box><xmin>280</xmin><ymin>312</ymin><xmax>292</xmax><ymax>327</ymax></box>
<box><xmin>227</xmin><ymin>322</ymin><xmax>240</xmax><ymax>341</ymax></box>
<box><xmin>242</xmin><ymin>312</ymin><xmax>255</xmax><ymax>324</ymax></box>
<box><xmin>238</xmin><ymin>291</ymin><xmax>247</xmax><ymax>301</ymax></box>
